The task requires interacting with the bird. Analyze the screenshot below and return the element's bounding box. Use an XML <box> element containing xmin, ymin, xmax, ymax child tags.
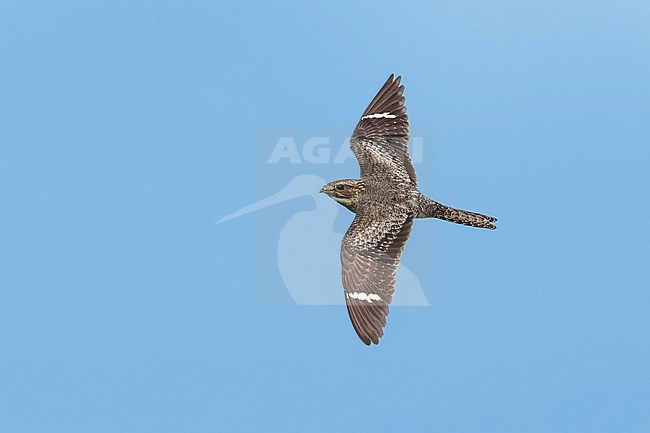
<box><xmin>320</xmin><ymin>74</ymin><xmax>497</xmax><ymax>345</ymax></box>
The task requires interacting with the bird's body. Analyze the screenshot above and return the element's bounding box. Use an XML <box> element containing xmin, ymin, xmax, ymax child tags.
<box><xmin>321</xmin><ymin>74</ymin><xmax>497</xmax><ymax>345</ymax></box>
<box><xmin>322</xmin><ymin>178</ymin><xmax>496</xmax><ymax>228</ymax></box>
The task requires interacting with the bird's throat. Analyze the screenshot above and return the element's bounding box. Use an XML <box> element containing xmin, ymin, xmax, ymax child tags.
<box><xmin>333</xmin><ymin>196</ymin><xmax>357</xmax><ymax>213</ymax></box>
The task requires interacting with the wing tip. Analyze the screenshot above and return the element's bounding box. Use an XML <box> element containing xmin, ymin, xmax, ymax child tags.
<box><xmin>346</xmin><ymin>301</ymin><xmax>388</xmax><ymax>346</ymax></box>
<box><xmin>386</xmin><ymin>73</ymin><xmax>403</xmax><ymax>89</ymax></box>
<box><xmin>357</xmin><ymin>332</ymin><xmax>381</xmax><ymax>346</ymax></box>
<box><xmin>360</xmin><ymin>73</ymin><xmax>408</xmax><ymax>118</ymax></box>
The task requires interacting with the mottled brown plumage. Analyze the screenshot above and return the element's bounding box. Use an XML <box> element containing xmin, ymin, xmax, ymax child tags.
<box><xmin>321</xmin><ymin>75</ymin><xmax>497</xmax><ymax>345</ymax></box>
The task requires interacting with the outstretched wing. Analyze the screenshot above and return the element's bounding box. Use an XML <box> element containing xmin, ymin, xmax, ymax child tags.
<box><xmin>341</xmin><ymin>207</ymin><xmax>414</xmax><ymax>345</ymax></box>
<box><xmin>350</xmin><ymin>74</ymin><xmax>416</xmax><ymax>185</ymax></box>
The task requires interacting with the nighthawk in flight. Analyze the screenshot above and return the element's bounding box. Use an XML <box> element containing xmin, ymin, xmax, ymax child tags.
<box><xmin>321</xmin><ymin>74</ymin><xmax>497</xmax><ymax>345</ymax></box>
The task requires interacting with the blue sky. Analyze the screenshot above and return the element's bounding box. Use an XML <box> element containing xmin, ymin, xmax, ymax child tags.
<box><xmin>1</xmin><ymin>1</ymin><xmax>649</xmax><ymax>432</ymax></box>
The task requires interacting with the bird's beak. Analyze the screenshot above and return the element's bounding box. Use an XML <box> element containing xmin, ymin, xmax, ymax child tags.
<box><xmin>319</xmin><ymin>187</ymin><xmax>325</xmax><ymax>193</ymax></box>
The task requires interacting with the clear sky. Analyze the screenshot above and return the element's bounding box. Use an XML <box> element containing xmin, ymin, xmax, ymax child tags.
<box><xmin>1</xmin><ymin>1</ymin><xmax>649</xmax><ymax>432</ymax></box>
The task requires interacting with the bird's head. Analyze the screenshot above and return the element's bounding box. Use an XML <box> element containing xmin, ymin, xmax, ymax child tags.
<box><xmin>319</xmin><ymin>179</ymin><xmax>365</xmax><ymax>212</ymax></box>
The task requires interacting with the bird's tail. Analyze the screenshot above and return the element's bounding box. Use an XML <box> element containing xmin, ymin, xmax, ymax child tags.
<box><xmin>416</xmin><ymin>195</ymin><xmax>497</xmax><ymax>230</ymax></box>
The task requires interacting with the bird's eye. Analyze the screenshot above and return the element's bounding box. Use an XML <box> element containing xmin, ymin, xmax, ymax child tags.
<box><xmin>336</xmin><ymin>184</ymin><xmax>345</xmax><ymax>191</ymax></box>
